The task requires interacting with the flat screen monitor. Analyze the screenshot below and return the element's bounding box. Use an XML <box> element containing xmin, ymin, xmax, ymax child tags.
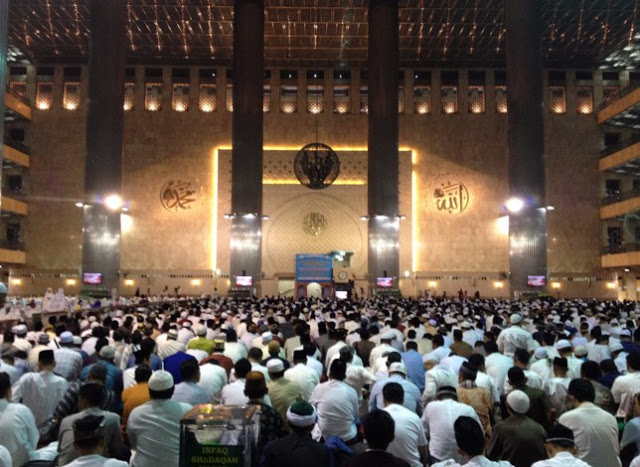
<box><xmin>527</xmin><ymin>275</ymin><xmax>546</xmax><ymax>287</ymax></box>
<box><xmin>376</xmin><ymin>277</ymin><xmax>394</xmax><ymax>288</ymax></box>
<box><xmin>236</xmin><ymin>276</ymin><xmax>253</xmax><ymax>287</ymax></box>
<box><xmin>335</xmin><ymin>291</ymin><xmax>348</xmax><ymax>299</ymax></box>
<box><xmin>83</xmin><ymin>272</ymin><xmax>103</xmax><ymax>285</ymax></box>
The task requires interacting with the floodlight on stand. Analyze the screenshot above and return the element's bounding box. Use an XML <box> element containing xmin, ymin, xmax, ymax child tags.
<box><xmin>505</xmin><ymin>197</ymin><xmax>525</xmax><ymax>214</ymax></box>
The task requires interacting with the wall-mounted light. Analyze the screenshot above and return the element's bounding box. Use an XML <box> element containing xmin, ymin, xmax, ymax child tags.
<box><xmin>75</xmin><ymin>202</ymin><xmax>84</xmax><ymax>208</ymax></box>
<box><xmin>396</xmin><ymin>214</ymin><xmax>406</xmax><ymax>220</ymax></box>
<box><xmin>124</xmin><ymin>279</ymin><xmax>135</xmax><ymax>286</ymax></box>
<box><xmin>11</xmin><ymin>278</ymin><xmax>22</xmax><ymax>286</ymax></box>
<box><xmin>65</xmin><ymin>279</ymin><xmax>77</xmax><ymax>286</ymax></box>
<box><xmin>360</xmin><ymin>215</ymin><xmax>369</xmax><ymax>221</ymax></box>
<box><xmin>607</xmin><ymin>281</ymin><xmax>617</xmax><ymax>290</ymax></box>
<box><xmin>261</xmin><ymin>215</ymin><xmax>269</xmax><ymax>220</ymax></box>
<box><xmin>505</xmin><ymin>197</ymin><xmax>525</xmax><ymax>214</ymax></box>
<box><xmin>104</xmin><ymin>194</ymin><xmax>123</xmax><ymax>211</ymax></box>
<box><xmin>191</xmin><ymin>279</ymin><xmax>202</xmax><ymax>286</ymax></box>
<box><xmin>493</xmin><ymin>281</ymin><xmax>504</xmax><ymax>288</ymax></box>
<box><xmin>427</xmin><ymin>281</ymin><xmax>437</xmax><ymax>288</ymax></box>
<box><xmin>551</xmin><ymin>281</ymin><xmax>561</xmax><ymax>289</ymax></box>
<box><xmin>404</xmin><ymin>270</ymin><xmax>411</xmax><ymax>278</ymax></box>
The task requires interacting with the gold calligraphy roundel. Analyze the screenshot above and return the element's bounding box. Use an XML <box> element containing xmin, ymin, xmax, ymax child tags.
<box><xmin>303</xmin><ymin>212</ymin><xmax>328</xmax><ymax>236</ymax></box>
<box><xmin>160</xmin><ymin>178</ymin><xmax>202</xmax><ymax>212</ymax></box>
<box><xmin>428</xmin><ymin>179</ymin><xmax>469</xmax><ymax>215</ymax></box>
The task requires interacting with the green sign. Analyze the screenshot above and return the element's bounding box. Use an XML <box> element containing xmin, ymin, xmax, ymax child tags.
<box><xmin>184</xmin><ymin>444</ymin><xmax>244</xmax><ymax>467</ymax></box>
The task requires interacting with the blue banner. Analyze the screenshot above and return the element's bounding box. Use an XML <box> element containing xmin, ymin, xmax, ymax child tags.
<box><xmin>296</xmin><ymin>254</ymin><xmax>333</xmax><ymax>283</ymax></box>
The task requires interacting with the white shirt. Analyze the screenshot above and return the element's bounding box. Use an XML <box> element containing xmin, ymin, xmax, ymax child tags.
<box><xmin>531</xmin><ymin>451</ymin><xmax>593</xmax><ymax>467</ymax></box>
<box><xmin>63</xmin><ymin>454</ymin><xmax>129</xmax><ymax>467</ymax></box>
<box><xmin>384</xmin><ymin>403</ymin><xmax>428</xmax><ymax>467</ymax></box>
<box><xmin>12</xmin><ymin>370</ymin><xmax>68</xmax><ymax>428</ymax></box>
<box><xmin>369</xmin><ymin>343</ymin><xmax>397</xmax><ymax>368</ymax></box>
<box><xmin>123</xmin><ymin>366</ymin><xmax>137</xmax><ymax>389</ymax></box>
<box><xmin>424</xmin><ymin>346</ymin><xmax>451</xmax><ymax>364</ymax></box>
<box><xmin>172</xmin><ymin>381</ymin><xmax>212</xmax><ymax>405</ymax></box>
<box><xmin>587</xmin><ymin>344</ymin><xmax>612</xmax><ymax>364</ymax></box>
<box><xmin>485</xmin><ymin>353</ymin><xmax>514</xmax><ymax>396</ymax></box>
<box><xmin>198</xmin><ymin>363</ymin><xmax>228</xmax><ymax>403</ymax></box>
<box><xmin>306</xmin><ymin>357</ymin><xmax>323</xmax><ymax>378</ymax></box>
<box><xmin>432</xmin><ymin>456</ymin><xmax>513</xmax><ymax>467</ymax></box>
<box><xmin>223</xmin><ymin>342</ymin><xmax>247</xmax><ymax>363</ymax></box>
<box><xmin>543</xmin><ymin>377</ymin><xmax>571</xmax><ymax>413</ymax></box>
<box><xmin>530</xmin><ymin>358</ymin><xmax>554</xmax><ymax>383</ymax></box>
<box><xmin>0</xmin><ymin>398</ymin><xmax>39</xmax><ymax>467</ymax></box>
<box><xmin>558</xmin><ymin>402</ymin><xmax>621</xmax><ymax>467</ymax></box>
<box><xmin>504</xmin><ymin>369</ymin><xmax>544</xmax><ymax>394</ymax></box>
<box><xmin>423</xmin><ymin>365</ymin><xmax>458</xmax><ymax>404</ymax></box>
<box><xmin>422</xmin><ymin>399</ymin><xmax>481</xmax><ymax>463</ymax></box>
<box><xmin>475</xmin><ymin>371</ymin><xmax>499</xmax><ymax>404</ymax></box>
<box><xmin>127</xmin><ymin>399</ymin><xmax>192</xmax><ymax>467</ymax></box>
<box><xmin>325</xmin><ymin>342</ymin><xmax>347</xmax><ymax>370</ymax></box>
<box><xmin>284</xmin><ymin>363</ymin><xmax>319</xmax><ymax>401</ymax></box>
<box><xmin>0</xmin><ymin>445</ymin><xmax>11</xmax><ymax>467</ymax></box>
<box><xmin>310</xmin><ymin>379</ymin><xmax>359</xmax><ymax>442</ymax></box>
<box><xmin>612</xmin><ymin>372</ymin><xmax>640</xmax><ymax>417</ymax></box>
<box><xmin>54</xmin><ymin>347</ymin><xmax>84</xmax><ymax>382</ymax></box>
<box><xmin>345</xmin><ymin>364</ymin><xmax>377</xmax><ymax>403</ymax></box>
<box><xmin>441</xmin><ymin>355</ymin><xmax>467</xmax><ymax>374</ymax></box>
<box><xmin>496</xmin><ymin>326</ymin><xmax>535</xmax><ymax>357</ymax></box>
<box><xmin>221</xmin><ymin>379</ymin><xmax>249</xmax><ymax>405</ymax></box>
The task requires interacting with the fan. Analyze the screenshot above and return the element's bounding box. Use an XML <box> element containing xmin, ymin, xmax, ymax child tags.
<box><xmin>294</xmin><ymin>142</ymin><xmax>340</xmax><ymax>190</ymax></box>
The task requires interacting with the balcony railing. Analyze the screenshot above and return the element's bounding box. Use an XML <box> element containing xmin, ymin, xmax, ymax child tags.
<box><xmin>602</xmin><ymin>186</ymin><xmax>640</xmax><ymax>206</ymax></box>
<box><xmin>603</xmin><ymin>242</ymin><xmax>640</xmax><ymax>255</ymax></box>
<box><xmin>0</xmin><ymin>240</ymin><xmax>24</xmax><ymax>251</ymax></box>
<box><xmin>3</xmin><ymin>137</ymin><xmax>30</xmax><ymax>155</ymax></box>
<box><xmin>5</xmin><ymin>86</ymin><xmax>30</xmax><ymax>108</ymax></box>
<box><xmin>600</xmin><ymin>133</ymin><xmax>640</xmax><ymax>158</ymax></box>
<box><xmin>598</xmin><ymin>83</ymin><xmax>640</xmax><ymax>111</ymax></box>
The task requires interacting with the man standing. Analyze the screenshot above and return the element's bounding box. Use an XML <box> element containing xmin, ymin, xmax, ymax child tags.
<box><xmin>422</xmin><ymin>386</ymin><xmax>481</xmax><ymax>464</ymax></box>
<box><xmin>370</xmin><ymin>362</ymin><xmax>422</xmax><ymax>415</ymax></box>
<box><xmin>127</xmin><ymin>370</ymin><xmax>192</xmax><ymax>467</ymax></box>
<box><xmin>558</xmin><ymin>379</ymin><xmax>621</xmax><ymax>467</ymax></box>
<box><xmin>284</xmin><ymin>349</ymin><xmax>319</xmax><ymax>401</ymax></box>
<box><xmin>487</xmin><ymin>390</ymin><xmax>547</xmax><ymax>467</ymax></box>
<box><xmin>310</xmin><ymin>359</ymin><xmax>359</xmax><ymax>444</ymax></box>
<box><xmin>383</xmin><ymin>382</ymin><xmax>428</xmax><ymax>467</ymax></box>
<box><xmin>12</xmin><ymin>349</ymin><xmax>68</xmax><ymax>433</ymax></box>
<box><xmin>496</xmin><ymin>315</ymin><xmax>535</xmax><ymax>357</ymax></box>
<box><xmin>55</xmin><ymin>331</ymin><xmax>84</xmax><ymax>382</ymax></box>
<box><xmin>0</xmin><ymin>372</ymin><xmax>39</xmax><ymax>466</ymax></box>
<box><xmin>57</xmin><ymin>383</ymin><xmax>130</xmax><ymax>465</ymax></box>
<box><xmin>172</xmin><ymin>359</ymin><xmax>211</xmax><ymax>405</ymax></box>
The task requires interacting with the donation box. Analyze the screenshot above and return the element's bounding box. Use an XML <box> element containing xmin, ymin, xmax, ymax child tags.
<box><xmin>180</xmin><ymin>404</ymin><xmax>261</xmax><ymax>467</ymax></box>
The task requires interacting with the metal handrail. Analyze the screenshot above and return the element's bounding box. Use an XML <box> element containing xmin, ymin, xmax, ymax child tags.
<box><xmin>600</xmin><ymin>133</ymin><xmax>640</xmax><ymax>158</ymax></box>
<box><xmin>3</xmin><ymin>138</ymin><xmax>30</xmax><ymax>155</ymax></box>
<box><xmin>4</xmin><ymin>86</ymin><xmax>31</xmax><ymax>107</ymax></box>
<box><xmin>601</xmin><ymin>186</ymin><xmax>640</xmax><ymax>205</ymax></box>
<box><xmin>597</xmin><ymin>83</ymin><xmax>640</xmax><ymax>112</ymax></box>
<box><xmin>603</xmin><ymin>243</ymin><xmax>640</xmax><ymax>255</ymax></box>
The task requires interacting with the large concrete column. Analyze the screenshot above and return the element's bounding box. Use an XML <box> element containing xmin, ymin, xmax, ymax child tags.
<box><xmin>505</xmin><ymin>0</ymin><xmax>547</xmax><ymax>298</ymax></box>
<box><xmin>230</xmin><ymin>0</ymin><xmax>264</xmax><ymax>289</ymax></box>
<box><xmin>81</xmin><ymin>0</ymin><xmax>126</xmax><ymax>293</ymax></box>
<box><xmin>0</xmin><ymin>2</ymin><xmax>8</xmax><ymax>209</ymax></box>
<box><xmin>368</xmin><ymin>0</ymin><xmax>399</xmax><ymax>287</ymax></box>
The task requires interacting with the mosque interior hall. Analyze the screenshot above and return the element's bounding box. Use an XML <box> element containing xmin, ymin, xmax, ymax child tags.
<box><xmin>2</xmin><ymin>0</ymin><xmax>640</xmax><ymax>299</ymax></box>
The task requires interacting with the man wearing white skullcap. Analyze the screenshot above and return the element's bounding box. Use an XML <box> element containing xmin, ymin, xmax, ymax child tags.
<box><xmin>496</xmin><ymin>314</ymin><xmax>535</xmax><ymax>358</ymax></box>
<box><xmin>487</xmin><ymin>390</ymin><xmax>547</xmax><ymax>467</ymax></box>
<box><xmin>259</xmin><ymin>401</ymin><xmax>332</xmax><ymax>467</ymax></box>
<box><xmin>127</xmin><ymin>370</ymin><xmax>192</xmax><ymax>467</ymax></box>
